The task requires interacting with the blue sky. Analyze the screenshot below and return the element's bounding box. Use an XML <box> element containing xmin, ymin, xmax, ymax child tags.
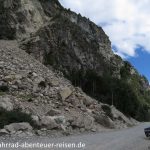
<box><xmin>128</xmin><ymin>47</ymin><xmax>150</xmax><ymax>81</ymax></box>
<box><xmin>60</xmin><ymin>0</ymin><xmax>150</xmax><ymax>81</ymax></box>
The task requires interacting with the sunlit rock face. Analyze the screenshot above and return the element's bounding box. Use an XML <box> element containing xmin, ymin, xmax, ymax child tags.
<box><xmin>0</xmin><ymin>0</ymin><xmax>46</xmax><ymax>39</ymax></box>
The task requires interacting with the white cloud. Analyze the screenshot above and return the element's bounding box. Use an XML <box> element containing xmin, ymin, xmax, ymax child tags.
<box><xmin>59</xmin><ymin>0</ymin><xmax>150</xmax><ymax>58</ymax></box>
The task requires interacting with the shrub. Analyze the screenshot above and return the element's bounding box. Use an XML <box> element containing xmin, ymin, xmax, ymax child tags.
<box><xmin>101</xmin><ymin>105</ymin><xmax>112</xmax><ymax>119</ymax></box>
<box><xmin>0</xmin><ymin>108</ymin><xmax>38</xmax><ymax>129</ymax></box>
<box><xmin>0</xmin><ymin>92</ymin><xmax>6</xmax><ymax>96</ymax></box>
<box><xmin>0</xmin><ymin>85</ymin><xmax>9</xmax><ymax>92</ymax></box>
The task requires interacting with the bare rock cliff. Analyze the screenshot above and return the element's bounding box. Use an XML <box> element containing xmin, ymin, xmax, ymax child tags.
<box><xmin>0</xmin><ymin>0</ymin><xmax>118</xmax><ymax>77</ymax></box>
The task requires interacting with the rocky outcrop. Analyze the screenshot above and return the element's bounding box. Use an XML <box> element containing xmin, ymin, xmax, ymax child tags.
<box><xmin>0</xmin><ymin>0</ymin><xmax>120</xmax><ymax>77</ymax></box>
<box><xmin>0</xmin><ymin>96</ymin><xmax>13</xmax><ymax>111</ymax></box>
<box><xmin>40</xmin><ymin>116</ymin><xmax>59</xmax><ymax>130</ymax></box>
<box><xmin>1</xmin><ymin>122</ymin><xmax>34</xmax><ymax>137</ymax></box>
<box><xmin>0</xmin><ymin>0</ymin><xmax>47</xmax><ymax>39</ymax></box>
<box><xmin>59</xmin><ymin>87</ymin><xmax>73</xmax><ymax>101</ymax></box>
<box><xmin>71</xmin><ymin>114</ymin><xmax>94</xmax><ymax>130</ymax></box>
<box><xmin>94</xmin><ymin>113</ymin><xmax>115</xmax><ymax>129</ymax></box>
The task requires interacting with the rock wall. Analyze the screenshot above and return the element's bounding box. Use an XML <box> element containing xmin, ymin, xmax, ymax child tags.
<box><xmin>0</xmin><ymin>0</ymin><xmax>119</xmax><ymax>77</ymax></box>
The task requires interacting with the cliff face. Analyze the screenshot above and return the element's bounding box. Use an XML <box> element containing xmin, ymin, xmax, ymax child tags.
<box><xmin>0</xmin><ymin>0</ymin><xmax>118</xmax><ymax>76</ymax></box>
<box><xmin>0</xmin><ymin>0</ymin><xmax>150</xmax><ymax>121</ymax></box>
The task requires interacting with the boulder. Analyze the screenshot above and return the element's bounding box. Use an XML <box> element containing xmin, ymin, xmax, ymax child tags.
<box><xmin>84</xmin><ymin>115</ymin><xmax>94</xmax><ymax>130</ymax></box>
<box><xmin>41</xmin><ymin>116</ymin><xmax>58</xmax><ymax>130</ymax></box>
<box><xmin>4</xmin><ymin>122</ymin><xmax>33</xmax><ymax>133</ymax></box>
<box><xmin>83</xmin><ymin>95</ymin><xmax>94</xmax><ymax>106</ymax></box>
<box><xmin>50</xmin><ymin>79</ymin><xmax>59</xmax><ymax>86</ymax></box>
<box><xmin>94</xmin><ymin>113</ymin><xmax>115</xmax><ymax>128</ymax></box>
<box><xmin>71</xmin><ymin>114</ymin><xmax>94</xmax><ymax>130</ymax></box>
<box><xmin>4</xmin><ymin>75</ymin><xmax>15</xmax><ymax>82</ymax></box>
<box><xmin>31</xmin><ymin>115</ymin><xmax>40</xmax><ymax>125</ymax></box>
<box><xmin>0</xmin><ymin>129</ymin><xmax>9</xmax><ymax>136</ymax></box>
<box><xmin>54</xmin><ymin>116</ymin><xmax>66</xmax><ymax>124</ymax></box>
<box><xmin>59</xmin><ymin>87</ymin><xmax>73</xmax><ymax>100</ymax></box>
<box><xmin>34</xmin><ymin>77</ymin><xmax>45</xmax><ymax>85</ymax></box>
<box><xmin>46</xmin><ymin>109</ymin><xmax>61</xmax><ymax>116</ymax></box>
<box><xmin>0</xmin><ymin>96</ymin><xmax>13</xmax><ymax>111</ymax></box>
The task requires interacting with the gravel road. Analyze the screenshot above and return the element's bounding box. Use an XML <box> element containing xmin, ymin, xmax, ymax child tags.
<box><xmin>0</xmin><ymin>123</ymin><xmax>150</xmax><ymax>150</ymax></box>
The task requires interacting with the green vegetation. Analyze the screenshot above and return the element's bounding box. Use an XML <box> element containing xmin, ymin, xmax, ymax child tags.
<box><xmin>0</xmin><ymin>108</ymin><xmax>38</xmax><ymax>129</ymax></box>
<box><xmin>0</xmin><ymin>85</ymin><xmax>9</xmax><ymax>96</ymax></box>
<box><xmin>65</xmin><ymin>63</ymin><xmax>150</xmax><ymax>121</ymax></box>
<box><xmin>0</xmin><ymin>85</ymin><xmax>9</xmax><ymax>92</ymax></box>
<box><xmin>101</xmin><ymin>105</ymin><xmax>112</xmax><ymax>118</ymax></box>
<box><xmin>45</xmin><ymin>52</ymin><xmax>56</xmax><ymax>66</ymax></box>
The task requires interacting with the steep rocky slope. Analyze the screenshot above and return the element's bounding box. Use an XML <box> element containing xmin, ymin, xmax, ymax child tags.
<box><xmin>0</xmin><ymin>0</ymin><xmax>150</xmax><ymax>124</ymax></box>
<box><xmin>0</xmin><ymin>40</ymin><xmax>137</xmax><ymax>137</ymax></box>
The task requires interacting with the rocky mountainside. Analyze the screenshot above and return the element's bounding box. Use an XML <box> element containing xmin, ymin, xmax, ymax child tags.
<box><xmin>0</xmin><ymin>0</ymin><xmax>149</xmax><ymax>136</ymax></box>
<box><xmin>0</xmin><ymin>0</ymin><xmax>120</xmax><ymax>76</ymax></box>
<box><xmin>0</xmin><ymin>40</ymin><xmax>137</xmax><ymax>137</ymax></box>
